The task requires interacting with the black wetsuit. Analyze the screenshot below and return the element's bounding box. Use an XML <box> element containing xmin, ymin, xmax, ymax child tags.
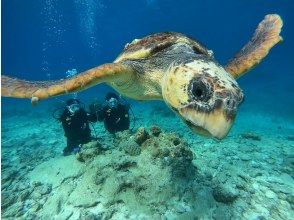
<box><xmin>97</xmin><ymin>103</ymin><xmax>130</xmax><ymax>134</ymax></box>
<box><xmin>60</xmin><ymin>108</ymin><xmax>97</xmax><ymax>154</ymax></box>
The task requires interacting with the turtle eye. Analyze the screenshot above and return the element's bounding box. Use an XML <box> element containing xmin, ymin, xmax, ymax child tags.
<box><xmin>190</xmin><ymin>80</ymin><xmax>212</xmax><ymax>102</ymax></box>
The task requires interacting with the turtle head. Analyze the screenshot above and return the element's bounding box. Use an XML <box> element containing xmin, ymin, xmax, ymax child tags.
<box><xmin>162</xmin><ymin>59</ymin><xmax>243</xmax><ymax>139</ymax></box>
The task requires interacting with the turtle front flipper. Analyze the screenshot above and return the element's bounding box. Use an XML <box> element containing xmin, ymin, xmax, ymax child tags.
<box><xmin>1</xmin><ymin>63</ymin><xmax>133</xmax><ymax>105</ymax></box>
<box><xmin>225</xmin><ymin>14</ymin><xmax>283</xmax><ymax>79</ymax></box>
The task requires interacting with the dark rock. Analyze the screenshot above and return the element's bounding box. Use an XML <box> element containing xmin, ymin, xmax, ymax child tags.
<box><xmin>142</xmin><ymin>138</ymin><xmax>159</xmax><ymax>150</ymax></box>
<box><xmin>212</xmin><ymin>185</ymin><xmax>239</xmax><ymax>204</ymax></box>
<box><xmin>117</xmin><ymin>176</ymin><xmax>134</xmax><ymax>193</ymax></box>
<box><xmin>240</xmin><ymin>154</ymin><xmax>251</xmax><ymax>161</ymax></box>
<box><xmin>240</xmin><ymin>132</ymin><xmax>261</xmax><ymax>141</ymax></box>
<box><xmin>113</xmin><ymin>158</ymin><xmax>137</xmax><ymax>171</ymax></box>
<box><xmin>39</xmin><ymin>184</ymin><xmax>52</xmax><ymax>195</ymax></box>
<box><xmin>135</xmin><ymin>127</ymin><xmax>149</xmax><ymax>145</ymax></box>
<box><xmin>94</xmin><ymin>174</ymin><xmax>106</xmax><ymax>186</ymax></box>
<box><xmin>76</xmin><ymin>152</ymin><xmax>85</xmax><ymax>162</ymax></box>
<box><xmin>172</xmin><ymin>137</ymin><xmax>181</xmax><ymax>146</ymax></box>
<box><xmin>32</xmin><ymin>181</ymin><xmax>42</xmax><ymax>187</ymax></box>
<box><xmin>80</xmin><ymin>210</ymin><xmax>102</xmax><ymax>220</ymax></box>
<box><xmin>150</xmin><ymin>125</ymin><xmax>161</xmax><ymax>137</ymax></box>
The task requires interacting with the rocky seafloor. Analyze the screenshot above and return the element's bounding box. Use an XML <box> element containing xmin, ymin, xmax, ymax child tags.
<box><xmin>1</xmin><ymin>101</ymin><xmax>294</xmax><ymax>220</ymax></box>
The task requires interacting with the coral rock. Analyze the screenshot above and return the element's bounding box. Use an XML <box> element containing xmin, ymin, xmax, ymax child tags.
<box><xmin>76</xmin><ymin>141</ymin><xmax>103</xmax><ymax>162</ymax></box>
<box><xmin>118</xmin><ymin>138</ymin><xmax>141</xmax><ymax>156</ymax></box>
<box><xmin>150</xmin><ymin>125</ymin><xmax>162</xmax><ymax>137</ymax></box>
<box><xmin>135</xmin><ymin>127</ymin><xmax>149</xmax><ymax>145</ymax></box>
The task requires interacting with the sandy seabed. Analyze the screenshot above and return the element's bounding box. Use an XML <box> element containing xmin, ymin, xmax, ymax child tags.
<box><xmin>1</xmin><ymin>100</ymin><xmax>294</xmax><ymax>220</ymax></box>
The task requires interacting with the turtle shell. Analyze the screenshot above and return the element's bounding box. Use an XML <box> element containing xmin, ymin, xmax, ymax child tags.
<box><xmin>114</xmin><ymin>32</ymin><xmax>213</xmax><ymax>63</ymax></box>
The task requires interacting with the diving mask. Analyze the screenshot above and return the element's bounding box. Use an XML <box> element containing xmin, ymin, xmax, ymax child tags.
<box><xmin>107</xmin><ymin>97</ymin><xmax>118</xmax><ymax>109</ymax></box>
<box><xmin>67</xmin><ymin>103</ymin><xmax>81</xmax><ymax>115</ymax></box>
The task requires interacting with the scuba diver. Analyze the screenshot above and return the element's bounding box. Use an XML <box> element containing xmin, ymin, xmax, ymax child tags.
<box><xmin>96</xmin><ymin>92</ymin><xmax>130</xmax><ymax>134</ymax></box>
<box><xmin>54</xmin><ymin>98</ymin><xmax>98</xmax><ymax>156</ymax></box>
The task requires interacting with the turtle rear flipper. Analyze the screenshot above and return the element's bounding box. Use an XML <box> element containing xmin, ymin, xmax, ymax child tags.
<box><xmin>226</xmin><ymin>14</ymin><xmax>283</xmax><ymax>79</ymax></box>
<box><xmin>1</xmin><ymin>63</ymin><xmax>132</xmax><ymax>105</ymax></box>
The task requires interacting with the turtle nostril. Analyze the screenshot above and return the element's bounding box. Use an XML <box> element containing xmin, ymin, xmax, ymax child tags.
<box><xmin>225</xmin><ymin>99</ymin><xmax>236</xmax><ymax>109</ymax></box>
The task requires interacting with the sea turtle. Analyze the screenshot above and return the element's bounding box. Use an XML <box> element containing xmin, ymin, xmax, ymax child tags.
<box><xmin>2</xmin><ymin>14</ymin><xmax>283</xmax><ymax>139</ymax></box>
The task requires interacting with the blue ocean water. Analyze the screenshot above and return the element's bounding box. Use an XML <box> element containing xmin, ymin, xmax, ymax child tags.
<box><xmin>2</xmin><ymin>0</ymin><xmax>294</xmax><ymax>219</ymax></box>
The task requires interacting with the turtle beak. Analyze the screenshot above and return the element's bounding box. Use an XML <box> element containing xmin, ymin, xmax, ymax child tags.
<box><xmin>179</xmin><ymin>106</ymin><xmax>236</xmax><ymax>140</ymax></box>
